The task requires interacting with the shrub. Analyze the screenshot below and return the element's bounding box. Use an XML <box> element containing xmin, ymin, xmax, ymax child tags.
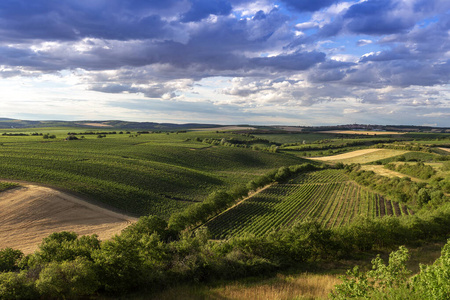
<box><xmin>92</xmin><ymin>236</ymin><xmax>144</xmax><ymax>293</ymax></box>
<box><xmin>331</xmin><ymin>246</ymin><xmax>411</xmax><ymax>299</ymax></box>
<box><xmin>0</xmin><ymin>271</ymin><xmax>38</xmax><ymax>300</ymax></box>
<box><xmin>412</xmin><ymin>239</ymin><xmax>450</xmax><ymax>299</ymax></box>
<box><xmin>121</xmin><ymin>215</ymin><xmax>175</xmax><ymax>242</ymax></box>
<box><xmin>0</xmin><ymin>248</ymin><xmax>23</xmax><ymax>272</ymax></box>
<box><xmin>28</xmin><ymin>232</ymin><xmax>100</xmax><ymax>267</ymax></box>
<box><xmin>35</xmin><ymin>258</ymin><xmax>99</xmax><ymax>298</ymax></box>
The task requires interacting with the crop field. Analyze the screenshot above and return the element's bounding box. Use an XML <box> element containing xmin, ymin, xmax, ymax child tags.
<box><xmin>0</xmin><ymin>129</ymin><xmax>306</xmax><ymax>217</ymax></box>
<box><xmin>0</xmin><ymin>183</ymin><xmax>135</xmax><ymax>254</ymax></box>
<box><xmin>312</xmin><ymin>149</ymin><xmax>409</xmax><ymax>164</ymax></box>
<box><xmin>206</xmin><ymin>169</ymin><xmax>412</xmax><ymax>239</ymax></box>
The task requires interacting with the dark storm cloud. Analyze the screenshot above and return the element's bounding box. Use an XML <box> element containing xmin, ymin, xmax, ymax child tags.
<box><xmin>181</xmin><ymin>0</ymin><xmax>233</xmax><ymax>22</ymax></box>
<box><xmin>279</xmin><ymin>0</ymin><xmax>340</xmax><ymax>12</ymax></box>
<box><xmin>250</xmin><ymin>51</ymin><xmax>326</xmax><ymax>71</ymax></box>
<box><xmin>0</xmin><ymin>4</ymin><xmax>299</xmax><ymax>75</ymax></box>
<box><xmin>344</xmin><ymin>0</ymin><xmax>416</xmax><ymax>35</ymax></box>
<box><xmin>0</xmin><ymin>0</ymin><xmax>174</xmax><ymax>41</ymax></box>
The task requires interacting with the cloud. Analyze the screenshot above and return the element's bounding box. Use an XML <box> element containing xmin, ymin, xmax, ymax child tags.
<box><xmin>0</xmin><ymin>0</ymin><xmax>448</xmax><ymax>126</ymax></box>
<box><xmin>279</xmin><ymin>0</ymin><xmax>340</xmax><ymax>13</ymax></box>
<box><xmin>181</xmin><ymin>0</ymin><xmax>233</xmax><ymax>22</ymax></box>
<box><xmin>0</xmin><ymin>0</ymin><xmax>178</xmax><ymax>42</ymax></box>
<box><xmin>357</xmin><ymin>39</ymin><xmax>373</xmax><ymax>46</ymax></box>
<box><xmin>250</xmin><ymin>51</ymin><xmax>326</xmax><ymax>71</ymax></box>
<box><xmin>344</xmin><ymin>0</ymin><xmax>415</xmax><ymax>35</ymax></box>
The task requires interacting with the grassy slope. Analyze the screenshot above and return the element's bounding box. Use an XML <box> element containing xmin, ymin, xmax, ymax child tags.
<box><xmin>0</xmin><ymin>129</ymin><xmax>307</xmax><ymax>218</ymax></box>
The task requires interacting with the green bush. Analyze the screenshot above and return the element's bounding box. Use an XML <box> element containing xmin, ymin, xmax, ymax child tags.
<box><xmin>0</xmin><ymin>248</ymin><xmax>23</xmax><ymax>272</ymax></box>
<box><xmin>331</xmin><ymin>246</ymin><xmax>411</xmax><ymax>299</ymax></box>
<box><xmin>36</xmin><ymin>258</ymin><xmax>99</xmax><ymax>298</ymax></box>
<box><xmin>412</xmin><ymin>239</ymin><xmax>450</xmax><ymax>299</ymax></box>
<box><xmin>121</xmin><ymin>215</ymin><xmax>175</xmax><ymax>242</ymax></box>
<box><xmin>28</xmin><ymin>232</ymin><xmax>100</xmax><ymax>266</ymax></box>
<box><xmin>0</xmin><ymin>271</ymin><xmax>37</xmax><ymax>300</ymax></box>
<box><xmin>92</xmin><ymin>236</ymin><xmax>145</xmax><ymax>293</ymax></box>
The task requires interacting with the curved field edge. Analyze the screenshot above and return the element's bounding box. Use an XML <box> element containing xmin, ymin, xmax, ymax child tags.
<box><xmin>0</xmin><ymin>183</ymin><xmax>136</xmax><ymax>254</ymax></box>
<box><xmin>0</xmin><ymin>133</ymin><xmax>308</xmax><ymax>217</ymax></box>
<box><xmin>0</xmin><ymin>181</ymin><xmax>20</xmax><ymax>192</ymax></box>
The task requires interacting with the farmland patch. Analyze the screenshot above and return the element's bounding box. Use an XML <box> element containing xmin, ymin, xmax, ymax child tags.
<box><xmin>0</xmin><ymin>184</ymin><xmax>136</xmax><ymax>254</ymax></box>
<box><xmin>206</xmin><ymin>169</ymin><xmax>411</xmax><ymax>239</ymax></box>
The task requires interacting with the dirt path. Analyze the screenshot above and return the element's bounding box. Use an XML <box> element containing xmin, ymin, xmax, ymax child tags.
<box><xmin>439</xmin><ymin>147</ymin><xmax>450</xmax><ymax>153</ymax></box>
<box><xmin>312</xmin><ymin>149</ymin><xmax>382</xmax><ymax>161</ymax></box>
<box><xmin>0</xmin><ymin>184</ymin><xmax>137</xmax><ymax>254</ymax></box>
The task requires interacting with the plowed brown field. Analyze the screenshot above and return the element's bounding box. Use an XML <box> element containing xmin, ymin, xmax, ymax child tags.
<box><xmin>0</xmin><ymin>184</ymin><xmax>136</xmax><ymax>254</ymax></box>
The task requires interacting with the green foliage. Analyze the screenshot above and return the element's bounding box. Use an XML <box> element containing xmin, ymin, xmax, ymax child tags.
<box><xmin>411</xmin><ymin>239</ymin><xmax>450</xmax><ymax>299</ymax></box>
<box><xmin>27</xmin><ymin>232</ymin><xmax>100</xmax><ymax>267</ymax></box>
<box><xmin>386</xmin><ymin>162</ymin><xmax>436</xmax><ymax>179</ymax></box>
<box><xmin>417</xmin><ymin>188</ymin><xmax>431</xmax><ymax>206</ymax></box>
<box><xmin>345</xmin><ymin>164</ymin><xmax>449</xmax><ymax>207</ymax></box>
<box><xmin>92</xmin><ymin>235</ymin><xmax>145</xmax><ymax>293</ymax></box>
<box><xmin>35</xmin><ymin>258</ymin><xmax>99</xmax><ymax>298</ymax></box>
<box><xmin>0</xmin><ymin>271</ymin><xmax>38</xmax><ymax>300</ymax></box>
<box><xmin>121</xmin><ymin>215</ymin><xmax>174</xmax><ymax>241</ymax></box>
<box><xmin>331</xmin><ymin>246</ymin><xmax>411</xmax><ymax>299</ymax></box>
<box><xmin>5</xmin><ymin>208</ymin><xmax>450</xmax><ymax>298</ymax></box>
<box><xmin>375</xmin><ymin>151</ymin><xmax>439</xmax><ymax>164</ymax></box>
<box><xmin>332</xmin><ymin>239</ymin><xmax>450</xmax><ymax>299</ymax></box>
<box><xmin>0</xmin><ymin>248</ymin><xmax>23</xmax><ymax>272</ymax></box>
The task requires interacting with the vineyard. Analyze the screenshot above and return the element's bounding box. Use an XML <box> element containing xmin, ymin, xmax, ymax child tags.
<box><xmin>0</xmin><ymin>129</ymin><xmax>306</xmax><ymax>217</ymax></box>
<box><xmin>206</xmin><ymin>169</ymin><xmax>413</xmax><ymax>239</ymax></box>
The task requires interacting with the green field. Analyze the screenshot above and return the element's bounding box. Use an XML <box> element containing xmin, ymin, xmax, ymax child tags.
<box><xmin>206</xmin><ymin>169</ymin><xmax>412</xmax><ymax>239</ymax></box>
<box><xmin>0</xmin><ymin>129</ymin><xmax>306</xmax><ymax>217</ymax></box>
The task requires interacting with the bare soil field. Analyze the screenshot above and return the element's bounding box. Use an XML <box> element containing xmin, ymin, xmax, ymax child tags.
<box><xmin>0</xmin><ymin>184</ymin><xmax>136</xmax><ymax>254</ymax></box>
<box><xmin>312</xmin><ymin>149</ymin><xmax>408</xmax><ymax>164</ymax></box>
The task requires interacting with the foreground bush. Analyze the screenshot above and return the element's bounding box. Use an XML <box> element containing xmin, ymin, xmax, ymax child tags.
<box><xmin>331</xmin><ymin>239</ymin><xmax>450</xmax><ymax>299</ymax></box>
<box><xmin>36</xmin><ymin>258</ymin><xmax>99</xmax><ymax>298</ymax></box>
<box><xmin>0</xmin><ymin>271</ymin><xmax>37</xmax><ymax>300</ymax></box>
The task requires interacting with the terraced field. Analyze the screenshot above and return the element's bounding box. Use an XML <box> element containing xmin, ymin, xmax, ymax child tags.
<box><xmin>206</xmin><ymin>169</ymin><xmax>412</xmax><ymax>239</ymax></box>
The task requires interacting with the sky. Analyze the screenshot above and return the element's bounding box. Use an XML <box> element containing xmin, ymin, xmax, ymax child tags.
<box><xmin>0</xmin><ymin>0</ymin><xmax>449</xmax><ymax>126</ymax></box>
